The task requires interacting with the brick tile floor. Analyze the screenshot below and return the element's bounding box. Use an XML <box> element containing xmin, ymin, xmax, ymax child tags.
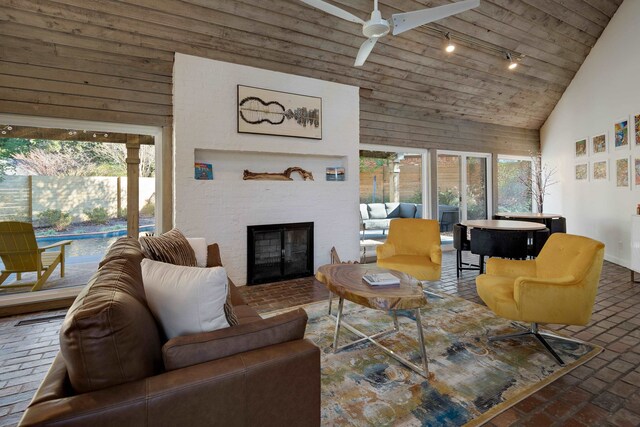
<box><xmin>0</xmin><ymin>251</ymin><xmax>638</xmax><ymax>426</ymax></box>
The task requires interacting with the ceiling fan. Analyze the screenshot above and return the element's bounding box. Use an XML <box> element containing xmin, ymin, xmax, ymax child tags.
<box><xmin>300</xmin><ymin>0</ymin><xmax>480</xmax><ymax>66</ymax></box>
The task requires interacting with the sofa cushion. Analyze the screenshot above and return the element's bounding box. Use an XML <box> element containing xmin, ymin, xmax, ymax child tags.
<box><xmin>362</xmin><ymin>219</ymin><xmax>391</xmax><ymax>230</ymax></box>
<box><xmin>399</xmin><ymin>203</ymin><xmax>417</xmax><ymax>218</ymax></box>
<box><xmin>385</xmin><ymin>203</ymin><xmax>400</xmax><ymax>218</ymax></box>
<box><xmin>139</xmin><ymin>228</ymin><xmax>197</xmax><ymax>266</ymax></box>
<box><xmin>368</xmin><ymin>203</ymin><xmax>387</xmax><ymax>219</ymax></box>
<box><xmin>59</xmin><ymin>239</ymin><xmax>162</xmax><ymax>394</ymax></box>
<box><xmin>359</xmin><ymin>204</ymin><xmax>369</xmax><ymax>220</ymax></box>
<box><xmin>162</xmin><ymin>308</ymin><xmax>308</xmax><ymax>371</ymax></box>
<box><xmin>141</xmin><ymin>259</ymin><xmax>230</xmax><ymax>339</ymax></box>
<box><xmin>415</xmin><ymin>204</ymin><xmax>423</xmax><ymax>218</ymax></box>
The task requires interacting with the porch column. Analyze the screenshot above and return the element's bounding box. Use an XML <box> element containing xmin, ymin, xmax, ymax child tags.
<box><xmin>126</xmin><ymin>135</ymin><xmax>140</xmax><ymax>238</ymax></box>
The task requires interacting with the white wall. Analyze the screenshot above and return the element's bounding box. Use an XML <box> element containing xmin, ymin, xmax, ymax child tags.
<box><xmin>540</xmin><ymin>0</ymin><xmax>640</xmax><ymax>267</ymax></box>
<box><xmin>173</xmin><ymin>53</ymin><xmax>360</xmax><ymax>285</ymax></box>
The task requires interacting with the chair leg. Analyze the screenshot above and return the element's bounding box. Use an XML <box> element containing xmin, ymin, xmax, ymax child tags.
<box><xmin>16</xmin><ymin>272</ymin><xmax>21</xmax><ymax>281</ymax></box>
<box><xmin>328</xmin><ymin>292</ymin><xmax>333</xmax><ymax>315</ymax></box>
<box><xmin>60</xmin><ymin>245</ymin><xmax>66</xmax><ymax>277</ymax></box>
<box><xmin>489</xmin><ymin>322</ymin><xmax>568</xmax><ymax>366</ymax></box>
<box><xmin>456</xmin><ymin>250</ymin><xmax>461</xmax><ymax>278</ymax></box>
<box><xmin>0</xmin><ymin>272</ymin><xmax>10</xmax><ymax>286</ymax></box>
<box><xmin>32</xmin><ymin>258</ymin><xmax>61</xmax><ymax>291</ymax></box>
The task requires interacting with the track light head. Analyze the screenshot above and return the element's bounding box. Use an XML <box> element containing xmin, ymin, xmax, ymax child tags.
<box><xmin>444</xmin><ymin>32</ymin><xmax>455</xmax><ymax>53</ymax></box>
<box><xmin>505</xmin><ymin>52</ymin><xmax>518</xmax><ymax>70</ymax></box>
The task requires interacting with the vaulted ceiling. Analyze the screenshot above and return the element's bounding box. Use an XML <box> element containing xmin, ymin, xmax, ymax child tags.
<box><xmin>0</xmin><ymin>0</ymin><xmax>624</xmax><ymax>151</ymax></box>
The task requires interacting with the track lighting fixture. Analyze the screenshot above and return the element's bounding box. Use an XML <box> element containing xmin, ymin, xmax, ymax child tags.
<box><xmin>505</xmin><ymin>52</ymin><xmax>518</xmax><ymax>70</ymax></box>
<box><xmin>444</xmin><ymin>32</ymin><xmax>455</xmax><ymax>53</ymax></box>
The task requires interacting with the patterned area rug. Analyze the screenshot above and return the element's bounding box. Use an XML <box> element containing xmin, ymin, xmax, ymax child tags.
<box><xmin>267</xmin><ymin>293</ymin><xmax>601</xmax><ymax>426</ymax></box>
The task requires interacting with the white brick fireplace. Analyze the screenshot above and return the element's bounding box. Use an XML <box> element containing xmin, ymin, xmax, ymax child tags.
<box><xmin>173</xmin><ymin>53</ymin><xmax>360</xmax><ymax>285</ymax></box>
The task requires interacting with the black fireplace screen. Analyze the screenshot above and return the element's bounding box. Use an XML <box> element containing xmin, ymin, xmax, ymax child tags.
<box><xmin>247</xmin><ymin>222</ymin><xmax>313</xmax><ymax>285</ymax></box>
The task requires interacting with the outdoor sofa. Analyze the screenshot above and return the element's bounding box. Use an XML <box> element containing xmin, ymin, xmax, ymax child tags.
<box><xmin>359</xmin><ymin>202</ymin><xmax>460</xmax><ymax>234</ymax></box>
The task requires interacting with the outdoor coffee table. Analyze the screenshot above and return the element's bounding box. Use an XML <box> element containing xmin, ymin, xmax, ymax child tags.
<box><xmin>316</xmin><ymin>263</ymin><xmax>430</xmax><ymax>378</ymax></box>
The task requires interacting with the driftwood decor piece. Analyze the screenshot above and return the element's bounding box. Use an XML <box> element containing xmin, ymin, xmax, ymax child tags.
<box><xmin>243</xmin><ymin>167</ymin><xmax>314</xmax><ymax>181</ymax></box>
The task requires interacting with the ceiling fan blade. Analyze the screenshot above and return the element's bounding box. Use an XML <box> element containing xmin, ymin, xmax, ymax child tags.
<box><xmin>354</xmin><ymin>38</ymin><xmax>378</xmax><ymax>67</ymax></box>
<box><xmin>299</xmin><ymin>0</ymin><xmax>365</xmax><ymax>24</ymax></box>
<box><xmin>391</xmin><ymin>0</ymin><xmax>480</xmax><ymax>35</ymax></box>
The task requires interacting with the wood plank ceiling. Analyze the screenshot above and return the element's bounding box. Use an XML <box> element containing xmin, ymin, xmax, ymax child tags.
<box><xmin>0</xmin><ymin>0</ymin><xmax>623</xmax><ymax>154</ymax></box>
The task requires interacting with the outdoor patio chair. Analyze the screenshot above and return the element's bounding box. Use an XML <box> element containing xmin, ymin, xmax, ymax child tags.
<box><xmin>0</xmin><ymin>221</ymin><xmax>72</xmax><ymax>292</ymax></box>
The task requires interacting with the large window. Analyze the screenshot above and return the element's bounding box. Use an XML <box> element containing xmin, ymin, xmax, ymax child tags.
<box><xmin>497</xmin><ymin>156</ymin><xmax>533</xmax><ymax>213</ymax></box>
<box><xmin>359</xmin><ymin>151</ymin><xmax>423</xmax><ymax>204</ymax></box>
<box><xmin>0</xmin><ymin>122</ymin><xmax>157</xmax><ymax>299</ymax></box>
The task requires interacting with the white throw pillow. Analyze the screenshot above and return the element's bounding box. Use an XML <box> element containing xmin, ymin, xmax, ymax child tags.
<box><xmin>141</xmin><ymin>259</ymin><xmax>230</xmax><ymax>339</ymax></box>
<box><xmin>186</xmin><ymin>237</ymin><xmax>208</xmax><ymax>267</ymax></box>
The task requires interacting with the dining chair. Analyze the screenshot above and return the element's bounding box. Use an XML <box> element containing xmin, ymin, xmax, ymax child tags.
<box><xmin>453</xmin><ymin>224</ymin><xmax>479</xmax><ymax>278</ymax></box>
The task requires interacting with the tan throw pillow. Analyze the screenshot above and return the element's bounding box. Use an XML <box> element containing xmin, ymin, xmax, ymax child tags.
<box><xmin>139</xmin><ymin>228</ymin><xmax>197</xmax><ymax>266</ymax></box>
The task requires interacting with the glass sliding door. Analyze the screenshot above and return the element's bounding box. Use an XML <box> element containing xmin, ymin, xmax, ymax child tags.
<box><xmin>465</xmin><ymin>156</ymin><xmax>488</xmax><ymax>220</ymax></box>
<box><xmin>359</xmin><ymin>149</ymin><xmax>425</xmax><ymax>262</ymax></box>
<box><xmin>497</xmin><ymin>156</ymin><xmax>533</xmax><ymax>213</ymax></box>
<box><xmin>437</xmin><ymin>151</ymin><xmax>491</xmax><ymax>242</ymax></box>
<box><xmin>436</xmin><ymin>154</ymin><xmax>462</xmax><ymax>235</ymax></box>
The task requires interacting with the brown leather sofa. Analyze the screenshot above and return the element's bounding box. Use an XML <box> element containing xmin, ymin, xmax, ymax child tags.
<box><xmin>19</xmin><ymin>238</ymin><xmax>320</xmax><ymax>426</ymax></box>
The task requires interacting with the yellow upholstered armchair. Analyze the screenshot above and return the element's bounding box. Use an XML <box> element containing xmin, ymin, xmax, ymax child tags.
<box><xmin>376</xmin><ymin>218</ymin><xmax>442</xmax><ymax>281</ymax></box>
<box><xmin>476</xmin><ymin>233</ymin><xmax>605</xmax><ymax>365</ymax></box>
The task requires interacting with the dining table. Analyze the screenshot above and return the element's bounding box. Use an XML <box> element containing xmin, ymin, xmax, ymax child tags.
<box><xmin>461</xmin><ymin>220</ymin><xmax>548</xmax><ymax>273</ymax></box>
<box><xmin>493</xmin><ymin>212</ymin><xmax>565</xmax><ymax>233</ymax></box>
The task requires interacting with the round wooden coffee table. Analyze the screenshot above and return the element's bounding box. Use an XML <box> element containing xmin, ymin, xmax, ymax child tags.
<box><xmin>316</xmin><ymin>263</ymin><xmax>430</xmax><ymax>378</ymax></box>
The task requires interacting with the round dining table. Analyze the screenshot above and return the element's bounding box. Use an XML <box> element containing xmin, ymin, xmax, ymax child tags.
<box><xmin>462</xmin><ymin>219</ymin><xmax>547</xmax><ymax>231</ymax></box>
<box><xmin>494</xmin><ymin>212</ymin><xmax>563</xmax><ymax>220</ymax></box>
<box><xmin>461</xmin><ymin>220</ymin><xmax>547</xmax><ymax>274</ymax></box>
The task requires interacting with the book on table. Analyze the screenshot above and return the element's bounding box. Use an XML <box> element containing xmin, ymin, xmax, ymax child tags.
<box><xmin>363</xmin><ymin>272</ymin><xmax>400</xmax><ymax>286</ymax></box>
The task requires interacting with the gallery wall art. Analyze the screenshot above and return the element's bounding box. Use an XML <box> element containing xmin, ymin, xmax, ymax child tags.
<box><xmin>614</xmin><ymin>118</ymin><xmax>629</xmax><ymax>150</ymax></box>
<box><xmin>592</xmin><ymin>159</ymin><xmax>608</xmax><ymax>181</ymax></box>
<box><xmin>615</xmin><ymin>157</ymin><xmax>630</xmax><ymax>188</ymax></box>
<box><xmin>237</xmin><ymin>85</ymin><xmax>322</xmax><ymax>139</ymax></box>
<box><xmin>591</xmin><ymin>133</ymin><xmax>607</xmax><ymax>155</ymax></box>
<box><xmin>634</xmin><ymin>113</ymin><xmax>640</xmax><ymax>147</ymax></box>
<box><xmin>575</xmin><ymin>138</ymin><xmax>588</xmax><ymax>158</ymax></box>
<box><xmin>575</xmin><ymin>163</ymin><xmax>588</xmax><ymax>181</ymax></box>
<box><xmin>635</xmin><ymin>157</ymin><xmax>640</xmax><ymax>188</ymax></box>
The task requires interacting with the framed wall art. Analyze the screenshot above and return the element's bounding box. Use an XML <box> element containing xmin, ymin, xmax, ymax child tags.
<box><xmin>635</xmin><ymin>157</ymin><xmax>640</xmax><ymax>188</ymax></box>
<box><xmin>237</xmin><ymin>85</ymin><xmax>322</xmax><ymax>139</ymax></box>
<box><xmin>575</xmin><ymin>137</ymin><xmax>588</xmax><ymax>158</ymax></box>
<box><xmin>615</xmin><ymin>157</ymin><xmax>630</xmax><ymax>188</ymax></box>
<box><xmin>575</xmin><ymin>163</ymin><xmax>588</xmax><ymax>181</ymax></box>
<box><xmin>590</xmin><ymin>132</ymin><xmax>608</xmax><ymax>156</ymax></box>
<box><xmin>614</xmin><ymin>118</ymin><xmax>629</xmax><ymax>150</ymax></box>
<box><xmin>592</xmin><ymin>159</ymin><xmax>608</xmax><ymax>181</ymax></box>
<box><xmin>634</xmin><ymin>113</ymin><xmax>640</xmax><ymax>148</ymax></box>
<box><xmin>325</xmin><ymin>167</ymin><xmax>345</xmax><ymax>181</ymax></box>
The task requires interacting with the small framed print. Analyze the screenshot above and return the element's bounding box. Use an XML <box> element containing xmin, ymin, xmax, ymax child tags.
<box><xmin>614</xmin><ymin>118</ymin><xmax>629</xmax><ymax>150</ymax></box>
<box><xmin>634</xmin><ymin>157</ymin><xmax>640</xmax><ymax>188</ymax></box>
<box><xmin>615</xmin><ymin>157</ymin><xmax>630</xmax><ymax>188</ymax></box>
<box><xmin>591</xmin><ymin>133</ymin><xmax>608</xmax><ymax>156</ymax></box>
<box><xmin>592</xmin><ymin>159</ymin><xmax>608</xmax><ymax>181</ymax></box>
<box><xmin>575</xmin><ymin>163</ymin><xmax>588</xmax><ymax>181</ymax></box>
<box><xmin>575</xmin><ymin>137</ymin><xmax>588</xmax><ymax>158</ymax></box>
<box><xmin>634</xmin><ymin>113</ymin><xmax>640</xmax><ymax>148</ymax></box>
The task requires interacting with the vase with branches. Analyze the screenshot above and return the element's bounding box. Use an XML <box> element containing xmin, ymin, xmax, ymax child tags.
<box><xmin>519</xmin><ymin>152</ymin><xmax>558</xmax><ymax>214</ymax></box>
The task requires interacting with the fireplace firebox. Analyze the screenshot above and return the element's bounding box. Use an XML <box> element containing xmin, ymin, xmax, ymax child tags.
<box><xmin>247</xmin><ymin>222</ymin><xmax>314</xmax><ymax>285</ymax></box>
